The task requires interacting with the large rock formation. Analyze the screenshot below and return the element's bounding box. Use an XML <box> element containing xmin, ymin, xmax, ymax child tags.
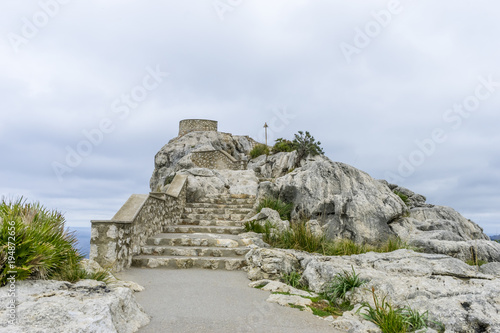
<box><xmin>255</xmin><ymin>155</ymin><xmax>407</xmax><ymax>245</ymax></box>
<box><xmin>149</xmin><ymin>124</ymin><xmax>499</xmax><ymax>261</ymax></box>
<box><xmin>246</xmin><ymin>247</ymin><xmax>500</xmax><ymax>332</ymax></box>
<box><xmin>0</xmin><ymin>279</ymin><xmax>149</xmax><ymax>333</ymax></box>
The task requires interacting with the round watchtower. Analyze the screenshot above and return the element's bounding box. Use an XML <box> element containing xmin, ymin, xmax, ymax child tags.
<box><xmin>178</xmin><ymin>119</ymin><xmax>218</xmax><ymax>137</ymax></box>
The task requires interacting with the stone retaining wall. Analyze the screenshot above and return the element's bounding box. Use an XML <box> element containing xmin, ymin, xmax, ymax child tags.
<box><xmin>179</xmin><ymin>119</ymin><xmax>218</xmax><ymax>136</ymax></box>
<box><xmin>191</xmin><ymin>149</ymin><xmax>247</xmax><ymax>170</ymax></box>
<box><xmin>90</xmin><ymin>177</ymin><xmax>187</xmax><ymax>271</ymax></box>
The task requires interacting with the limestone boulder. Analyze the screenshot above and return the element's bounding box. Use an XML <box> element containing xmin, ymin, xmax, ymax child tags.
<box><xmin>259</xmin><ymin>155</ymin><xmax>407</xmax><ymax>245</ymax></box>
<box><xmin>0</xmin><ymin>279</ymin><xmax>149</xmax><ymax>333</ymax></box>
<box><xmin>177</xmin><ymin>168</ymin><xmax>259</xmax><ymax>202</ymax></box>
<box><xmin>150</xmin><ymin>131</ymin><xmax>257</xmax><ymax>191</ymax></box>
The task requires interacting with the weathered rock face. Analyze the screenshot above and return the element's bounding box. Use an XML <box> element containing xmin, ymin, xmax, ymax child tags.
<box><xmin>390</xmin><ymin>206</ymin><xmax>499</xmax><ymax>261</ymax></box>
<box><xmin>379</xmin><ymin>180</ymin><xmax>431</xmax><ymax>209</ymax></box>
<box><xmin>247</xmin><ymin>151</ymin><xmax>298</xmax><ymax>179</ymax></box>
<box><xmin>176</xmin><ymin>168</ymin><xmax>259</xmax><ymax>202</ymax></box>
<box><xmin>0</xmin><ymin>279</ymin><xmax>150</xmax><ymax>333</ymax></box>
<box><xmin>245</xmin><ymin>247</ymin><xmax>500</xmax><ymax>332</ymax></box>
<box><xmin>150</xmin><ymin>131</ymin><xmax>257</xmax><ymax>191</ymax></box>
<box><xmin>257</xmin><ymin>155</ymin><xmax>407</xmax><ymax>245</ymax></box>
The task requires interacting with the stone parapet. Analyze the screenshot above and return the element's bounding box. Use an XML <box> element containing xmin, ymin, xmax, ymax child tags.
<box><xmin>90</xmin><ymin>176</ymin><xmax>187</xmax><ymax>271</ymax></box>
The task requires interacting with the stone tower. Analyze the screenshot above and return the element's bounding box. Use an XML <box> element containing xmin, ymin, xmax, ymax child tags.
<box><xmin>178</xmin><ymin>119</ymin><xmax>218</xmax><ymax>137</ymax></box>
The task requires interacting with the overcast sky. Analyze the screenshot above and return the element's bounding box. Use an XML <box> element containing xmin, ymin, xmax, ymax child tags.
<box><xmin>1</xmin><ymin>1</ymin><xmax>499</xmax><ymax>235</ymax></box>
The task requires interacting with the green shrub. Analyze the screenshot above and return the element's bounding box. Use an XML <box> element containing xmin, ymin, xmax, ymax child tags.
<box><xmin>0</xmin><ymin>198</ymin><xmax>105</xmax><ymax>286</ymax></box>
<box><xmin>250</xmin><ymin>144</ymin><xmax>270</xmax><ymax>159</ymax></box>
<box><xmin>359</xmin><ymin>287</ymin><xmax>428</xmax><ymax>333</ymax></box>
<box><xmin>272</xmin><ymin>138</ymin><xmax>294</xmax><ymax>153</ymax></box>
<box><xmin>324</xmin><ymin>266</ymin><xmax>365</xmax><ymax>302</ymax></box>
<box><xmin>292</xmin><ymin>131</ymin><xmax>324</xmax><ymax>165</ymax></box>
<box><xmin>256</xmin><ymin>197</ymin><xmax>293</xmax><ymax>221</ymax></box>
<box><xmin>394</xmin><ymin>191</ymin><xmax>410</xmax><ymax>206</ymax></box>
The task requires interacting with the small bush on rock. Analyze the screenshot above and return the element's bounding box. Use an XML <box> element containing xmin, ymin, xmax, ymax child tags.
<box><xmin>393</xmin><ymin>190</ymin><xmax>410</xmax><ymax>206</ymax></box>
<box><xmin>250</xmin><ymin>144</ymin><xmax>270</xmax><ymax>159</ymax></box>
<box><xmin>292</xmin><ymin>131</ymin><xmax>324</xmax><ymax>165</ymax></box>
<box><xmin>272</xmin><ymin>138</ymin><xmax>294</xmax><ymax>153</ymax></box>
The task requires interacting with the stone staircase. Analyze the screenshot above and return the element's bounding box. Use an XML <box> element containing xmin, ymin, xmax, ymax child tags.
<box><xmin>132</xmin><ymin>195</ymin><xmax>256</xmax><ymax>270</ymax></box>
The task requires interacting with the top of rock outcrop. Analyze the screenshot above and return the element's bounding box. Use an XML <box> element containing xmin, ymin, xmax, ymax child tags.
<box><xmin>149</xmin><ymin>120</ymin><xmax>499</xmax><ymax>261</ymax></box>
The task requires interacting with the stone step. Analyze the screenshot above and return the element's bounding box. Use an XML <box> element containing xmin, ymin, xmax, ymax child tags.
<box><xmin>185</xmin><ymin>202</ymin><xmax>254</xmax><ymax>210</ymax></box>
<box><xmin>164</xmin><ymin>225</ymin><xmax>244</xmax><ymax>235</ymax></box>
<box><xmin>181</xmin><ymin>219</ymin><xmax>243</xmax><ymax>227</ymax></box>
<box><xmin>183</xmin><ymin>207</ymin><xmax>253</xmax><ymax>215</ymax></box>
<box><xmin>140</xmin><ymin>245</ymin><xmax>249</xmax><ymax>257</ymax></box>
<box><xmin>132</xmin><ymin>255</ymin><xmax>246</xmax><ymax>270</ymax></box>
<box><xmin>146</xmin><ymin>233</ymin><xmax>249</xmax><ymax>247</ymax></box>
<box><xmin>190</xmin><ymin>197</ymin><xmax>256</xmax><ymax>205</ymax></box>
<box><xmin>180</xmin><ymin>213</ymin><xmax>248</xmax><ymax>222</ymax></box>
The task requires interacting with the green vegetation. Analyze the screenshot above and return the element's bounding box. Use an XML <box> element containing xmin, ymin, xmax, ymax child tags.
<box><xmin>359</xmin><ymin>287</ymin><xmax>429</xmax><ymax>333</ymax></box>
<box><xmin>0</xmin><ymin>198</ymin><xmax>108</xmax><ymax>286</ymax></box>
<box><xmin>256</xmin><ymin>197</ymin><xmax>293</xmax><ymax>220</ymax></box>
<box><xmin>250</xmin><ymin>144</ymin><xmax>270</xmax><ymax>159</ymax></box>
<box><xmin>393</xmin><ymin>190</ymin><xmax>410</xmax><ymax>206</ymax></box>
<box><xmin>281</xmin><ymin>271</ymin><xmax>304</xmax><ymax>289</ymax></box>
<box><xmin>244</xmin><ymin>220</ymin><xmax>273</xmax><ymax>234</ymax></box>
<box><xmin>465</xmin><ymin>259</ymin><xmax>488</xmax><ymax>267</ymax></box>
<box><xmin>248</xmin><ymin>216</ymin><xmax>411</xmax><ymax>257</ymax></box>
<box><xmin>292</xmin><ymin>131</ymin><xmax>324</xmax><ymax>164</ymax></box>
<box><xmin>324</xmin><ymin>266</ymin><xmax>365</xmax><ymax>302</ymax></box>
<box><xmin>467</xmin><ymin>247</ymin><xmax>488</xmax><ymax>267</ymax></box>
<box><xmin>272</xmin><ymin>138</ymin><xmax>294</xmax><ymax>153</ymax></box>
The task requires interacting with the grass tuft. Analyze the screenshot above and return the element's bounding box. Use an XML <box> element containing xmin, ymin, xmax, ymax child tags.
<box><xmin>324</xmin><ymin>266</ymin><xmax>365</xmax><ymax>302</ymax></box>
<box><xmin>256</xmin><ymin>197</ymin><xmax>293</xmax><ymax>221</ymax></box>
<box><xmin>359</xmin><ymin>287</ymin><xmax>428</xmax><ymax>333</ymax></box>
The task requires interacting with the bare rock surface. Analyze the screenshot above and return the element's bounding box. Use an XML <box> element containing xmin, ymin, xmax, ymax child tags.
<box><xmin>245</xmin><ymin>247</ymin><xmax>500</xmax><ymax>332</ymax></box>
<box><xmin>257</xmin><ymin>155</ymin><xmax>407</xmax><ymax>245</ymax></box>
<box><xmin>0</xmin><ymin>279</ymin><xmax>149</xmax><ymax>333</ymax></box>
<box><xmin>177</xmin><ymin>168</ymin><xmax>259</xmax><ymax>202</ymax></box>
<box><xmin>390</xmin><ymin>206</ymin><xmax>500</xmax><ymax>262</ymax></box>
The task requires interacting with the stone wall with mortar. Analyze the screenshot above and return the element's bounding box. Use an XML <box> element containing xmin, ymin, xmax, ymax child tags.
<box><xmin>179</xmin><ymin>119</ymin><xmax>218</xmax><ymax>136</ymax></box>
<box><xmin>191</xmin><ymin>149</ymin><xmax>247</xmax><ymax>170</ymax></box>
<box><xmin>90</xmin><ymin>182</ymin><xmax>187</xmax><ymax>271</ymax></box>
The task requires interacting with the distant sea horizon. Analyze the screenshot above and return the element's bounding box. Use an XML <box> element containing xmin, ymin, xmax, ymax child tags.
<box><xmin>69</xmin><ymin>226</ymin><xmax>91</xmax><ymax>259</ymax></box>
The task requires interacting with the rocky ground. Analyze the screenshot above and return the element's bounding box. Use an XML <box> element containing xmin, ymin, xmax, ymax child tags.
<box><xmin>0</xmin><ymin>278</ymin><xmax>149</xmax><ymax>333</ymax></box>
<box><xmin>245</xmin><ymin>246</ymin><xmax>500</xmax><ymax>333</ymax></box>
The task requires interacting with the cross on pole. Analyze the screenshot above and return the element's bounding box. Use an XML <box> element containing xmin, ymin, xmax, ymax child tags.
<box><xmin>263</xmin><ymin>122</ymin><xmax>268</xmax><ymax>146</ymax></box>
